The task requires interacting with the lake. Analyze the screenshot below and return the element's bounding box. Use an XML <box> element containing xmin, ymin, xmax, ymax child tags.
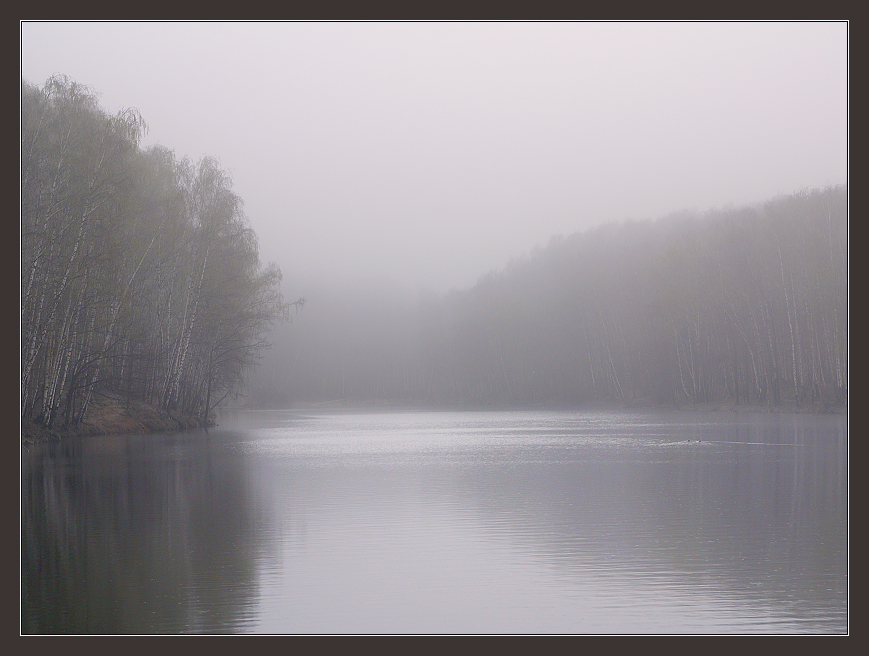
<box><xmin>21</xmin><ymin>409</ymin><xmax>848</xmax><ymax>634</ymax></box>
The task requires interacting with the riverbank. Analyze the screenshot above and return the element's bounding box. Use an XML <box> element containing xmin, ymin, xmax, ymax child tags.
<box><xmin>672</xmin><ymin>400</ymin><xmax>846</xmax><ymax>415</ymax></box>
<box><xmin>262</xmin><ymin>396</ymin><xmax>847</xmax><ymax>415</ymax></box>
<box><xmin>23</xmin><ymin>394</ymin><xmax>844</xmax><ymax>444</ymax></box>
<box><xmin>21</xmin><ymin>393</ymin><xmax>213</xmax><ymax>445</ymax></box>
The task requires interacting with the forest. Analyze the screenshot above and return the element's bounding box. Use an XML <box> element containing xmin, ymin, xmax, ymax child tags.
<box><xmin>21</xmin><ymin>75</ymin><xmax>294</xmax><ymax>434</ymax></box>
<box><xmin>21</xmin><ymin>75</ymin><xmax>848</xmax><ymax>435</ymax></box>
<box><xmin>250</xmin><ymin>185</ymin><xmax>847</xmax><ymax>411</ymax></box>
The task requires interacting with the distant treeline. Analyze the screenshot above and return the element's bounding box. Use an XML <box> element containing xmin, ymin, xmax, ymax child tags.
<box><xmin>21</xmin><ymin>76</ymin><xmax>293</xmax><ymax>430</ymax></box>
<box><xmin>251</xmin><ymin>185</ymin><xmax>847</xmax><ymax>409</ymax></box>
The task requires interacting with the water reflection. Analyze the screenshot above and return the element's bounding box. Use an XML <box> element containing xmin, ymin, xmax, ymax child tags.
<box><xmin>21</xmin><ymin>431</ymin><xmax>265</xmax><ymax>634</ymax></box>
<box><xmin>22</xmin><ymin>410</ymin><xmax>847</xmax><ymax>634</ymax></box>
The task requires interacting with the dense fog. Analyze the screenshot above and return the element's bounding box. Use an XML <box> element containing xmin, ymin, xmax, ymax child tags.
<box><xmin>248</xmin><ymin>186</ymin><xmax>847</xmax><ymax>409</ymax></box>
<box><xmin>21</xmin><ymin>22</ymin><xmax>848</xmax><ymax>422</ymax></box>
<box><xmin>21</xmin><ymin>22</ymin><xmax>847</xmax><ymax>293</ymax></box>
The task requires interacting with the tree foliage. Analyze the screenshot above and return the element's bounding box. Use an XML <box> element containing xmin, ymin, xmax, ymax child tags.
<box><xmin>253</xmin><ymin>186</ymin><xmax>846</xmax><ymax>410</ymax></box>
<box><xmin>21</xmin><ymin>75</ymin><xmax>296</xmax><ymax>429</ymax></box>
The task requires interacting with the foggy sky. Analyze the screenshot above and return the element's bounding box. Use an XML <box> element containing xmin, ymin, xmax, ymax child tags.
<box><xmin>20</xmin><ymin>21</ymin><xmax>848</xmax><ymax>293</ymax></box>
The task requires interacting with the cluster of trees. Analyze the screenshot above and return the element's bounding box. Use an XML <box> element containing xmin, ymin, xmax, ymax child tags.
<box><xmin>21</xmin><ymin>76</ymin><xmax>294</xmax><ymax>430</ymax></box>
<box><xmin>251</xmin><ymin>185</ymin><xmax>847</xmax><ymax>409</ymax></box>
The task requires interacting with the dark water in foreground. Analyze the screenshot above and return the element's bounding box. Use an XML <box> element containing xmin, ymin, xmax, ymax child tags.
<box><xmin>21</xmin><ymin>409</ymin><xmax>847</xmax><ymax>634</ymax></box>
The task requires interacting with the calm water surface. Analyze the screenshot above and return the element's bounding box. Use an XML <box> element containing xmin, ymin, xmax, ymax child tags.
<box><xmin>21</xmin><ymin>409</ymin><xmax>848</xmax><ymax>634</ymax></box>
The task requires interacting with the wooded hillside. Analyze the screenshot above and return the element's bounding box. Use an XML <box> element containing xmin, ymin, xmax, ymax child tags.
<box><xmin>21</xmin><ymin>76</ymin><xmax>293</xmax><ymax>432</ymax></box>
<box><xmin>252</xmin><ymin>186</ymin><xmax>847</xmax><ymax>410</ymax></box>
<box><xmin>21</xmin><ymin>75</ymin><xmax>846</xmax><ymax>424</ymax></box>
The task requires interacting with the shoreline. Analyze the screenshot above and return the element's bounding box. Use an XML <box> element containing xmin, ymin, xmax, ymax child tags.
<box><xmin>247</xmin><ymin>398</ymin><xmax>848</xmax><ymax>415</ymax></box>
<box><xmin>21</xmin><ymin>393</ymin><xmax>213</xmax><ymax>445</ymax></box>
<box><xmin>23</xmin><ymin>394</ymin><xmax>845</xmax><ymax>445</ymax></box>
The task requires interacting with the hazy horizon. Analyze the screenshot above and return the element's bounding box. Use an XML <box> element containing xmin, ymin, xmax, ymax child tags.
<box><xmin>21</xmin><ymin>21</ymin><xmax>848</xmax><ymax>294</ymax></box>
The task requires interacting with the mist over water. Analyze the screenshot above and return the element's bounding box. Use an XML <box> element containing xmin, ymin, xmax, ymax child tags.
<box><xmin>21</xmin><ymin>23</ymin><xmax>848</xmax><ymax>635</ymax></box>
<box><xmin>21</xmin><ymin>410</ymin><xmax>847</xmax><ymax>634</ymax></box>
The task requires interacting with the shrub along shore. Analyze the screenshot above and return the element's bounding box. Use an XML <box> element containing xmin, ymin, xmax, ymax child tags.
<box><xmin>21</xmin><ymin>392</ymin><xmax>213</xmax><ymax>445</ymax></box>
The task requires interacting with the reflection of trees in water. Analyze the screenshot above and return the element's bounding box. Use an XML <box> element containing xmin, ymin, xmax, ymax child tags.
<box><xmin>22</xmin><ymin>433</ymin><xmax>263</xmax><ymax>634</ymax></box>
<box><xmin>448</xmin><ymin>414</ymin><xmax>846</xmax><ymax>625</ymax></box>
<box><xmin>21</xmin><ymin>413</ymin><xmax>846</xmax><ymax>633</ymax></box>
